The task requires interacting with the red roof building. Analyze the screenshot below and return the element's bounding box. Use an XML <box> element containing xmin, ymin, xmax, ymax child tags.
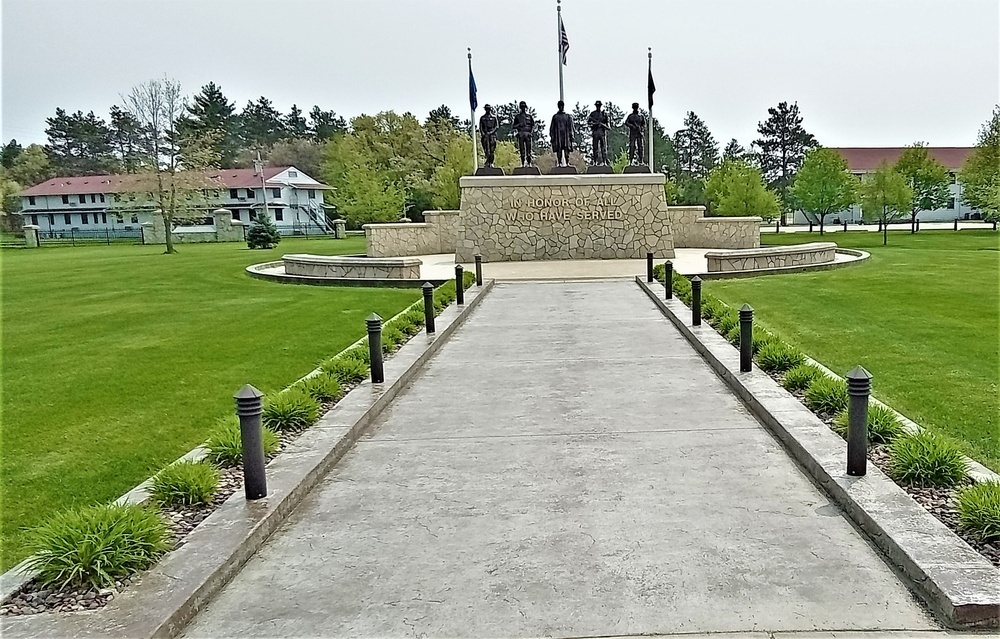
<box><xmin>831</xmin><ymin>147</ymin><xmax>973</xmax><ymax>173</ymax></box>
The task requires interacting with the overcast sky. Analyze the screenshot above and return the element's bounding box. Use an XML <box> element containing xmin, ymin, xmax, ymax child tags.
<box><xmin>2</xmin><ymin>0</ymin><xmax>998</xmax><ymax>149</ymax></box>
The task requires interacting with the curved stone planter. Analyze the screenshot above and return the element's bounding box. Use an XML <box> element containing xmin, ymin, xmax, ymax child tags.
<box><xmin>698</xmin><ymin>247</ymin><xmax>870</xmax><ymax>279</ymax></box>
<box><xmin>246</xmin><ymin>255</ymin><xmax>445</xmax><ymax>287</ymax></box>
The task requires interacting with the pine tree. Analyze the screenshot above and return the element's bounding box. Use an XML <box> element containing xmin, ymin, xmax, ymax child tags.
<box><xmin>722</xmin><ymin>139</ymin><xmax>746</xmax><ymax>163</ymax></box>
<box><xmin>109</xmin><ymin>106</ymin><xmax>146</xmax><ymax>173</ymax></box>
<box><xmin>672</xmin><ymin>111</ymin><xmax>719</xmax><ymax>179</ymax></box>
<box><xmin>753</xmin><ymin>101</ymin><xmax>818</xmax><ymax>220</ymax></box>
<box><xmin>309</xmin><ymin>106</ymin><xmax>347</xmax><ymax>141</ymax></box>
<box><xmin>44</xmin><ymin>108</ymin><xmax>115</xmax><ymax>175</ymax></box>
<box><xmin>176</xmin><ymin>82</ymin><xmax>239</xmax><ymax>167</ymax></box>
<box><xmin>284</xmin><ymin>104</ymin><xmax>308</xmax><ymax>139</ymax></box>
<box><xmin>239</xmin><ymin>97</ymin><xmax>285</xmax><ymax>150</ymax></box>
<box><xmin>2</xmin><ymin>140</ymin><xmax>22</xmax><ymax>169</ymax></box>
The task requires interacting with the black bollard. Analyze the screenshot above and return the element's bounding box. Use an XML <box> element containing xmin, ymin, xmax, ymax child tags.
<box><xmin>846</xmin><ymin>366</ymin><xmax>872</xmax><ymax>476</ymax></box>
<box><xmin>455</xmin><ymin>265</ymin><xmax>465</xmax><ymax>305</ymax></box>
<box><xmin>843</xmin><ymin>220</ymin><xmax>848</xmax><ymax>232</ymax></box>
<box><xmin>954</xmin><ymin>218</ymin><xmax>959</xmax><ymax>231</ymax></box>
<box><xmin>775</xmin><ymin>219</ymin><xmax>780</xmax><ymax>234</ymax></box>
<box><xmin>809</xmin><ymin>221</ymin><xmax>814</xmax><ymax>233</ymax></box>
<box><xmin>664</xmin><ymin>261</ymin><xmax>673</xmax><ymax>299</ymax></box>
<box><xmin>915</xmin><ymin>219</ymin><xmax>920</xmax><ymax>233</ymax></box>
<box><xmin>422</xmin><ymin>283</ymin><xmax>436</xmax><ymax>335</ymax></box>
<box><xmin>474</xmin><ymin>254</ymin><xmax>483</xmax><ymax>286</ymax></box>
<box><xmin>739</xmin><ymin>304</ymin><xmax>754</xmax><ymax>372</ymax></box>
<box><xmin>367</xmin><ymin>314</ymin><xmax>384</xmax><ymax>383</ymax></box>
<box><xmin>994</xmin><ymin>220</ymin><xmax>998</xmax><ymax>232</ymax></box>
<box><xmin>234</xmin><ymin>384</ymin><xmax>267</xmax><ymax>500</ymax></box>
<box><xmin>691</xmin><ymin>276</ymin><xmax>702</xmax><ymax>326</ymax></box>
<box><xmin>646</xmin><ymin>252</ymin><xmax>654</xmax><ymax>282</ymax></box>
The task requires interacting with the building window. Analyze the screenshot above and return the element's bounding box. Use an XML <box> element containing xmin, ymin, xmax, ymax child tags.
<box><xmin>131</xmin><ymin>215</ymin><xmax>138</xmax><ymax>224</ymax></box>
<box><xmin>274</xmin><ymin>208</ymin><xmax>284</xmax><ymax>221</ymax></box>
<box><xmin>232</xmin><ymin>210</ymin><xmax>241</xmax><ymax>221</ymax></box>
<box><xmin>949</xmin><ymin>172</ymin><xmax>957</xmax><ymax>184</ymax></box>
<box><xmin>246</xmin><ymin>189</ymin><xmax>255</xmax><ymax>199</ymax></box>
<box><xmin>229</xmin><ymin>189</ymin><xmax>239</xmax><ymax>199</ymax></box>
<box><xmin>30</xmin><ymin>214</ymin><xmax>38</xmax><ymax>225</ymax></box>
<box><xmin>99</xmin><ymin>194</ymin><xmax>105</xmax><ymax>203</ymax></box>
<box><xmin>116</xmin><ymin>213</ymin><xmax>124</xmax><ymax>223</ymax></box>
<box><xmin>28</xmin><ymin>196</ymin><xmax>35</xmax><ymax>205</ymax></box>
<box><xmin>81</xmin><ymin>213</ymin><xmax>89</xmax><ymax>224</ymax></box>
<box><xmin>64</xmin><ymin>213</ymin><xmax>72</xmax><ymax>224</ymax></box>
<box><xmin>947</xmin><ymin>197</ymin><xmax>955</xmax><ymax>210</ymax></box>
<box><xmin>90</xmin><ymin>194</ymin><xmax>96</xmax><ymax>203</ymax></box>
<box><xmin>272</xmin><ymin>188</ymin><xmax>281</xmax><ymax>198</ymax></box>
<box><xmin>288</xmin><ymin>170</ymin><xmax>298</xmax><ymax>178</ymax></box>
<box><xmin>102</xmin><ymin>212</ymin><xmax>107</xmax><ymax>223</ymax></box>
<box><xmin>62</xmin><ymin>195</ymin><xmax>70</xmax><ymax>204</ymax></box>
<box><xmin>79</xmin><ymin>194</ymin><xmax>86</xmax><ymax>204</ymax></box>
<box><xmin>308</xmin><ymin>189</ymin><xmax>316</xmax><ymax>199</ymax></box>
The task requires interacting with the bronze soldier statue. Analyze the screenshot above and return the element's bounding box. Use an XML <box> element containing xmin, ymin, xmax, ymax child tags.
<box><xmin>587</xmin><ymin>100</ymin><xmax>611</xmax><ymax>165</ymax></box>
<box><xmin>478</xmin><ymin>104</ymin><xmax>499</xmax><ymax>168</ymax></box>
<box><xmin>625</xmin><ymin>102</ymin><xmax>647</xmax><ymax>165</ymax></box>
<box><xmin>512</xmin><ymin>101</ymin><xmax>535</xmax><ymax>167</ymax></box>
<box><xmin>549</xmin><ymin>100</ymin><xmax>574</xmax><ymax>167</ymax></box>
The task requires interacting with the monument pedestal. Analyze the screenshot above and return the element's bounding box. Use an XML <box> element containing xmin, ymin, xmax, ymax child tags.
<box><xmin>585</xmin><ymin>165</ymin><xmax>614</xmax><ymax>174</ymax></box>
<box><xmin>624</xmin><ymin>165</ymin><xmax>651</xmax><ymax>174</ymax></box>
<box><xmin>457</xmin><ymin>173</ymin><xmax>676</xmax><ymax>262</ymax></box>
<box><xmin>475</xmin><ymin>167</ymin><xmax>505</xmax><ymax>176</ymax></box>
<box><xmin>550</xmin><ymin>166</ymin><xmax>578</xmax><ymax>175</ymax></box>
<box><xmin>512</xmin><ymin>166</ymin><xmax>541</xmax><ymax>176</ymax></box>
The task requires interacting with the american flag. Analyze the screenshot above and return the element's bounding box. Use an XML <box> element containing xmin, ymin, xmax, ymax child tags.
<box><xmin>558</xmin><ymin>15</ymin><xmax>569</xmax><ymax>65</ymax></box>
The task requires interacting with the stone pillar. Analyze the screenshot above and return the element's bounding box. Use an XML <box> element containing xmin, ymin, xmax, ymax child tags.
<box><xmin>214</xmin><ymin>208</ymin><xmax>243</xmax><ymax>242</ymax></box>
<box><xmin>23</xmin><ymin>224</ymin><xmax>39</xmax><ymax>248</ymax></box>
<box><xmin>333</xmin><ymin>219</ymin><xmax>346</xmax><ymax>239</ymax></box>
<box><xmin>141</xmin><ymin>215</ymin><xmax>166</xmax><ymax>245</ymax></box>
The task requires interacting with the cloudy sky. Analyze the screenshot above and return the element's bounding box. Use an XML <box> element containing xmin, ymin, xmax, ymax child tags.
<box><xmin>2</xmin><ymin>0</ymin><xmax>997</xmax><ymax>148</ymax></box>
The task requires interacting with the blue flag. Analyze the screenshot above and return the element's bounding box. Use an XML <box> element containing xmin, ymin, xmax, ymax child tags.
<box><xmin>469</xmin><ymin>61</ymin><xmax>478</xmax><ymax>112</ymax></box>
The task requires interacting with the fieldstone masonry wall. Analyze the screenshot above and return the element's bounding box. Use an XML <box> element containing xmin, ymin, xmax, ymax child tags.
<box><xmin>365</xmin><ymin>210</ymin><xmax>460</xmax><ymax>257</ymax></box>
<box><xmin>456</xmin><ymin>175</ymin><xmax>675</xmax><ymax>262</ymax></box>
<box><xmin>284</xmin><ymin>254</ymin><xmax>422</xmax><ymax>279</ymax></box>
<box><xmin>705</xmin><ymin>242</ymin><xmax>836</xmax><ymax>273</ymax></box>
<box><xmin>668</xmin><ymin>206</ymin><xmax>761</xmax><ymax>250</ymax></box>
<box><xmin>141</xmin><ymin>209</ymin><xmax>246</xmax><ymax>245</ymax></box>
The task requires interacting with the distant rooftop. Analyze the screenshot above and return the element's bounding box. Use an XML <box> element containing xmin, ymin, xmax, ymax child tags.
<box><xmin>831</xmin><ymin>147</ymin><xmax>973</xmax><ymax>172</ymax></box>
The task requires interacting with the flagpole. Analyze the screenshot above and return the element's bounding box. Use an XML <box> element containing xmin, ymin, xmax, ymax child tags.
<box><xmin>469</xmin><ymin>48</ymin><xmax>478</xmax><ymax>172</ymax></box>
<box><xmin>648</xmin><ymin>47</ymin><xmax>654</xmax><ymax>171</ymax></box>
<box><xmin>557</xmin><ymin>0</ymin><xmax>564</xmax><ymax>103</ymax></box>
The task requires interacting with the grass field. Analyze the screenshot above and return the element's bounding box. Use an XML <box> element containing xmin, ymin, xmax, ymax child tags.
<box><xmin>0</xmin><ymin>237</ymin><xmax>420</xmax><ymax>570</ymax></box>
<box><xmin>706</xmin><ymin>230</ymin><xmax>999</xmax><ymax>471</ymax></box>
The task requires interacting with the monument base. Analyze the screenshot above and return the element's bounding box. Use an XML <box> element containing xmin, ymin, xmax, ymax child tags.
<box><xmin>550</xmin><ymin>166</ymin><xmax>578</xmax><ymax>175</ymax></box>
<box><xmin>512</xmin><ymin>166</ymin><xmax>541</xmax><ymax>176</ymax></box>
<box><xmin>624</xmin><ymin>165</ymin><xmax>651</xmax><ymax>173</ymax></box>
<box><xmin>585</xmin><ymin>165</ymin><xmax>614</xmax><ymax>174</ymax></box>
<box><xmin>475</xmin><ymin>167</ymin><xmax>505</xmax><ymax>176</ymax></box>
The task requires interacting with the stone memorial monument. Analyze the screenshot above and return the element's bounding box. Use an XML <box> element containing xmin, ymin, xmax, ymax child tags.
<box><xmin>549</xmin><ymin>100</ymin><xmax>576</xmax><ymax>174</ymax></box>
<box><xmin>624</xmin><ymin>102</ymin><xmax>649</xmax><ymax>172</ymax></box>
<box><xmin>586</xmin><ymin>101</ymin><xmax>612</xmax><ymax>173</ymax></box>
<box><xmin>512</xmin><ymin>101</ymin><xmax>541</xmax><ymax>175</ymax></box>
<box><xmin>476</xmin><ymin>104</ymin><xmax>503</xmax><ymax>176</ymax></box>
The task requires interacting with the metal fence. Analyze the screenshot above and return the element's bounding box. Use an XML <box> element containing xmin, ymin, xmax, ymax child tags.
<box><xmin>274</xmin><ymin>223</ymin><xmax>335</xmax><ymax>238</ymax></box>
<box><xmin>38</xmin><ymin>228</ymin><xmax>144</xmax><ymax>246</ymax></box>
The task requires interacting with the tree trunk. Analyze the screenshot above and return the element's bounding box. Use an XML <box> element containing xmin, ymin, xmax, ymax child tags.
<box><xmin>911</xmin><ymin>212</ymin><xmax>917</xmax><ymax>234</ymax></box>
<box><xmin>162</xmin><ymin>212</ymin><xmax>176</xmax><ymax>254</ymax></box>
<box><xmin>819</xmin><ymin>215</ymin><xmax>825</xmax><ymax>236</ymax></box>
<box><xmin>883</xmin><ymin>210</ymin><xmax>888</xmax><ymax>245</ymax></box>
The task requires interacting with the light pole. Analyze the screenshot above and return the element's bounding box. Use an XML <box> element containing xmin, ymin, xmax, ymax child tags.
<box><xmin>254</xmin><ymin>152</ymin><xmax>269</xmax><ymax>225</ymax></box>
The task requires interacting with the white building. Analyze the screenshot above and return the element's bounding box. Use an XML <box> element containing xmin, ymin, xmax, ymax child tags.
<box><xmin>791</xmin><ymin>147</ymin><xmax>981</xmax><ymax>225</ymax></box>
<box><xmin>17</xmin><ymin>166</ymin><xmax>334</xmax><ymax>237</ymax></box>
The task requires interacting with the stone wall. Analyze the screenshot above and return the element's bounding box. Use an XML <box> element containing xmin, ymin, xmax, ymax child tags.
<box><xmin>140</xmin><ymin>209</ymin><xmax>246</xmax><ymax>245</ymax></box>
<box><xmin>456</xmin><ymin>174</ymin><xmax>675</xmax><ymax>262</ymax></box>
<box><xmin>667</xmin><ymin>206</ymin><xmax>761</xmax><ymax>249</ymax></box>
<box><xmin>705</xmin><ymin>242</ymin><xmax>836</xmax><ymax>273</ymax></box>
<box><xmin>283</xmin><ymin>254</ymin><xmax>422</xmax><ymax>279</ymax></box>
<box><xmin>364</xmin><ymin>210</ymin><xmax>460</xmax><ymax>257</ymax></box>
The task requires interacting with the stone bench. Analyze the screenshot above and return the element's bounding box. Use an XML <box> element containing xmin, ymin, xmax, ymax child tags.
<box><xmin>282</xmin><ymin>254</ymin><xmax>422</xmax><ymax>280</ymax></box>
<box><xmin>705</xmin><ymin>242</ymin><xmax>836</xmax><ymax>273</ymax></box>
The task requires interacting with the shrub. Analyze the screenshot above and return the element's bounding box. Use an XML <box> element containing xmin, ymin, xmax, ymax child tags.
<box><xmin>832</xmin><ymin>404</ymin><xmax>904</xmax><ymax>444</ymax></box>
<box><xmin>24</xmin><ymin>503</ymin><xmax>171</xmax><ymax>590</ymax></box>
<box><xmin>322</xmin><ymin>356</ymin><xmax>369</xmax><ymax>385</ymax></box>
<box><xmin>804</xmin><ymin>375</ymin><xmax>849</xmax><ymax>415</ymax></box>
<box><xmin>755</xmin><ymin>341</ymin><xmax>805</xmax><ymax>373</ymax></box>
<box><xmin>701</xmin><ymin>296</ymin><xmax>725</xmax><ymax>321</ymax></box>
<box><xmin>957</xmin><ymin>482</ymin><xmax>1000</xmax><ymax>542</ymax></box>
<box><xmin>889</xmin><ymin>431</ymin><xmax>968</xmax><ymax>487</ymax></box>
<box><xmin>752</xmin><ymin>328</ymin><xmax>777</xmax><ymax>354</ymax></box>
<box><xmin>246</xmin><ymin>217</ymin><xmax>281</xmax><ymax>249</ymax></box>
<box><xmin>673</xmin><ymin>275</ymin><xmax>692</xmax><ymax>304</ymax></box>
<box><xmin>381</xmin><ymin>325</ymin><xmax>406</xmax><ymax>353</ymax></box>
<box><xmin>725</xmin><ymin>323</ymin><xmax>741</xmax><ymax>345</ymax></box>
<box><xmin>398</xmin><ymin>309</ymin><xmax>425</xmax><ymax>336</ymax></box>
<box><xmin>462</xmin><ymin>270</ymin><xmax>476</xmax><ymax>289</ymax></box>
<box><xmin>782</xmin><ymin>364</ymin><xmax>822</xmax><ymax>392</ymax></box>
<box><xmin>298</xmin><ymin>372</ymin><xmax>342</xmax><ymax>402</ymax></box>
<box><xmin>150</xmin><ymin>461</ymin><xmax>219</xmax><ymax>506</ymax></box>
<box><xmin>652</xmin><ymin>263</ymin><xmax>665</xmax><ymax>281</ymax></box>
<box><xmin>344</xmin><ymin>344</ymin><xmax>371</xmax><ymax>366</ymax></box>
<box><xmin>205</xmin><ymin>416</ymin><xmax>280</xmax><ymax>467</ymax></box>
<box><xmin>263</xmin><ymin>389</ymin><xmax>320</xmax><ymax>432</ymax></box>
<box><xmin>715</xmin><ymin>309</ymin><xmax>739</xmax><ymax>334</ymax></box>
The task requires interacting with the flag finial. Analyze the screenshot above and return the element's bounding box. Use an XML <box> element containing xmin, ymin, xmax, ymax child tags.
<box><xmin>468</xmin><ymin>47</ymin><xmax>472</xmax><ymax>60</ymax></box>
<box><xmin>557</xmin><ymin>0</ymin><xmax>561</xmax><ymax>10</ymax></box>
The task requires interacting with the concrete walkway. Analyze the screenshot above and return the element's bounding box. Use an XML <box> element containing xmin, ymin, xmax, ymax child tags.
<box><xmin>183</xmin><ymin>281</ymin><xmax>934</xmax><ymax>638</ymax></box>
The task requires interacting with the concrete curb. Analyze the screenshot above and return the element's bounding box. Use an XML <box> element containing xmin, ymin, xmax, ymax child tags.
<box><xmin>0</xmin><ymin>281</ymin><xmax>495</xmax><ymax>639</ymax></box>
<box><xmin>635</xmin><ymin>277</ymin><xmax>1000</xmax><ymax>629</ymax></box>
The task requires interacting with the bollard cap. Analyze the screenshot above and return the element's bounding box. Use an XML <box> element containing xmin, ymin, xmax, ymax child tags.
<box><xmin>690</xmin><ymin>275</ymin><xmax>702</xmax><ymax>283</ymax></box>
<box><xmin>234</xmin><ymin>383</ymin><xmax>264</xmax><ymax>402</ymax></box>
<box><xmin>846</xmin><ymin>365</ymin><xmax>872</xmax><ymax>382</ymax></box>
<box><xmin>665</xmin><ymin>260</ymin><xmax>672</xmax><ymax>265</ymax></box>
<box><xmin>366</xmin><ymin>313</ymin><xmax>383</xmax><ymax>328</ymax></box>
<box><xmin>455</xmin><ymin>264</ymin><xmax>464</xmax><ymax>272</ymax></box>
<box><xmin>422</xmin><ymin>282</ymin><xmax>434</xmax><ymax>292</ymax></box>
<box><xmin>740</xmin><ymin>303</ymin><xmax>754</xmax><ymax>312</ymax></box>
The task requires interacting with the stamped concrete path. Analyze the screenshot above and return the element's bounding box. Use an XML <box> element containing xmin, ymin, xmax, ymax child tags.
<box><xmin>184</xmin><ymin>281</ymin><xmax>935</xmax><ymax>637</ymax></box>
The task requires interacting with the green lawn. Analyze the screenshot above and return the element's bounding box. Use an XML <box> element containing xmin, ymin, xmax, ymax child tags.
<box><xmin>706</xmin><ymin>230</ymin><xmax>999</xmax><ymax>471</ymax></box>
<box><xmin>0</xmin><ymin>237</ymin><xmax>420</xmax><ymax>570</ymax></box>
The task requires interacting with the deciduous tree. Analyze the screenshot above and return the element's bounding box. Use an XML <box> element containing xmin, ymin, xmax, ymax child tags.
<box><xmin>753</xmin><ymin>101</ymin><xmax>818</xmax><ymax>221</ymax></box>
<box><xmin>894</xmin><ymin>143</ymin><xmax>950</xmax><ymax>231</ymax></box>
<box><xmin>859</xmin><ymin>163</ymin><xmax>913</xmax><ymax>245</ymax></box>
<box><xmin>789</xmin><ymin>147</ymin><xmax>858</xmax><ymax>234</ymax></box>
<box><xmin>959</xmin><ymin>106</ymin><xmax>1000</xmax><ymax>222</ymax></box>
<box><xmin>9</xmin><ymin>144</ymin><xmax>53</xmax><ymax>186</ymax></box>
<box><xmin>705</xmin><ymin>159</ymin><xmax>780</xmax><ymax>220</ymax></box>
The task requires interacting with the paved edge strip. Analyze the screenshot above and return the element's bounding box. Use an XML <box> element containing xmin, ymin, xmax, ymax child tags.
<box><xmin>0</xmin><ymin>281</ymin><xmax>496</xmax><ymax>639</ymax></box>
<box><xmin>634</xmin><ymin>276</ymin><xmax>1000</xmax><ymax>630</ymax></box>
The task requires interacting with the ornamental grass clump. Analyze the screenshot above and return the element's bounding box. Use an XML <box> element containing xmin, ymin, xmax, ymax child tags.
<box><xmin>150</xmin><ymin>461</ymin><xmax>219</xmax><ymax>507</ymax></box>
<box><xmin>889</xmin><ymin>431</ymin><xmax>968</xmax><ymax>487</ymax></box>
<box><xmin>399</xmin><ymin>308</ymin><xmax>425</xmax><ymax>335</ymax></box>
<box><xmin>322</xmin><ymin>356</ymin><xmax>369</xmax><ymax>385</ymax></box>
<box><xmin>298</xmin><ymin>372</ymin><xmax>342</xmax><ymax>402</ymax></box>
<box><xmin>700</xmin><ymin>296</ymin><xmax>726</xmax><ymax>321</ymax></box>
<box><xmin>204</xmin><ymin>416</ymin><xmax>280</xmax><ymax>467</ymax></box>
<box><xmin>782</xmin><ymin>363</ymin><xmax>822</xmax><ymax>392</ymax></box>
<box><xmin>804</xmin><ymin>375</ymin><xmax>849</xmax><ymax>415</ymax></box>
<box><xmin>673</xmin><ymin>276</ymin><xmax>692</xmax><ymax>304</ymax></box>
<box><xmin>262</xmin><ymin>389</ymin><xmax>320</xmax><ymax>432</ymax></box>
<box><xmin>832</xmin><ymin>404</ymin><xmax>904</xmax><ymax>444</ymax></box>
<box><xmin>24</xmin><ymin>503</ymin><xmax>171</xmax><ymax>590</ymax></box>
<box><xmin>957</xmin><ymin>482</ymin><xmax>1000</xmax><ymax>542</ymax></box>
<box><xmin>755</xmin><ymin>341</ymin><xmax>805</xmax><ymax>373</ymax></box>
<box><xmin>714</xmin><ymin>308</ymin><xmax>739</xmax><ymax>334</ymax></box>
<box><xmin>344</xmin><ymin>344</ymin><xmax>371</xmax><ymax>366</ymax></box>
<box><xmin>381</xmin><ymin>325</ymin><xmax>406</xmax><ymax>354</ymax></box>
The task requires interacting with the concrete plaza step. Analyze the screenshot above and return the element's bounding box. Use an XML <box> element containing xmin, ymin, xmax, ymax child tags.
<box><xmin>182</xmin><ymin>281</ymin><xmax>935</xmax><ymax>638</ymax></box>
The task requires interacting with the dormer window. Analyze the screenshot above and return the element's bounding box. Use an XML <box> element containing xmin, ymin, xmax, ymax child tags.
<box><xmin>288</xmin><ymin>171</ymin><xmax>298</xmax><ymax>178</ymax></box>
